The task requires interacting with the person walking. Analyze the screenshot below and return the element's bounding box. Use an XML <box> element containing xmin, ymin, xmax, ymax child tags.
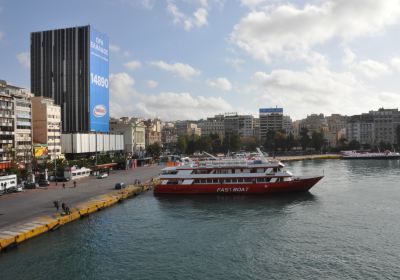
<box><xmin>62</xmin><ymin>183</ymin><xmax>65</xmax><ymax>189</ymax></box>
<box><xmin>61</xmin><ymin>202</ymin><xmax>66</xmax><ymax>212</ymax></box>
<box><xmin>73</xmin><ymin>181</ymin><xmax>77</xmax><ymax>188</ymax></box>
<box><xmin>53</xmin><ymin>200</ymin><xmax>59</xmax><ymax>211</ymax></box>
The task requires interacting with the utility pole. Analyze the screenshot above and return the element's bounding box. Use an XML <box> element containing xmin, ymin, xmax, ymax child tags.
<box><xmin>95</xmin><ymin>131</ymin><xmax>98</xmax><ymax>166</ymax></box>
<box><xmin>53</xmin><ymin>124</ymin><xmax>57</xmax><ymax>177</ymax></box>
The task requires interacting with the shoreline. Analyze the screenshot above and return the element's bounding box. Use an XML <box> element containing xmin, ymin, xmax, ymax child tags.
<box><xmin>274</xmin><ymin>154</ymin><xmax>342</xmax><ymax>162</ymax></box>
<box><xmin>0</xmin><ymin>184</ymin><xmax>154</xmax><ymax>252</ymax></box>
<box><xmin>0</xmin><ymin>166</ymin><xmax>162</xmax><ymax>252</ymax></box>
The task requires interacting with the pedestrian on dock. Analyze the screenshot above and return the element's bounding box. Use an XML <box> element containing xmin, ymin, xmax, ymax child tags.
<box><xmin>61</xmin><ymin>202</ymin><xmax>66</xmax><ymax>212</ymax></box>
<box><xmin>62</xmin><ymin>183</ymin><xmax>65</xmax><ymax>189</ymax></box>
<box><xmin>73</xmin><ymin>181</ymin><xmax>77</xmax><ymax>188</ymax></box>
<box><xmin>53</xmin><ymin>200</ymin><xmax>59</xmax><ymax>211</ymax></box>
<box><xmin>65</xmin><ymin>206</ymin><xmax>70</xmax><ymax>215</ymax></box>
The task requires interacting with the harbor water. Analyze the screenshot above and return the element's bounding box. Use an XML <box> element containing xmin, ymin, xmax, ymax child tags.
<box><xmin>1</xmin><ymin>159</ymin><xmax>400</xmax><ymax>280</ymax></box>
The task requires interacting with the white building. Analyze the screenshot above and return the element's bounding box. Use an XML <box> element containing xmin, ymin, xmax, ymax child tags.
<box><xmin>110</xmin><ymin>118</ymin><xmax>146</xmax><ymax>155</ymax></box>
<box><xmin>61</xmin><ymin>133</ymin><xmax>124</xmax><ymax>157</ymax></box>
<box><xmin>259</xmin><ymin>108</ymin><xmax>283</xmax><ymax>141</ymax></box>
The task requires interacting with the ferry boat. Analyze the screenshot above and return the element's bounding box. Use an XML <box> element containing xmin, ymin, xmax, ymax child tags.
<box><xmin>341</xmin><ymin>150</ymin><xmax>400</xmax><ymax>159</ymax></box>
<box><xmin>154</xmin><ymin>151</ymin><xmax>323</xmax><ymax>195</ymax></box>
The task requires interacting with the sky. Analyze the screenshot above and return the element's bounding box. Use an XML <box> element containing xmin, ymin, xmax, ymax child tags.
<box><xmin>1</xmin><ymin>0</ymin><xmax>400</xmax><ymax>121</ymax></box>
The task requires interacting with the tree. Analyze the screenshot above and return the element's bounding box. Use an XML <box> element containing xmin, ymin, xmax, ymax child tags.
<box><xmin>241</xmin><ymin>137</ymin><xmax>260</xmax><ymax>151</ymax></box>
<box><xmin>311</xmin><ymin>130</ymin><xmax>325</xmax><ymax>152</ymax></box>
<box><xmin>396</xmin><ymin>125</ymin><xmax>400</xmax><ymax>149</ymax></box>
<box><xmin>197</xmin><ymin>135</ymin><xmax>212</xmax><ymax>152</ymax></box>
<box><xmin>223</xmin><ymin>133</ymin><xmax>241</xmax><ymax>153</ymax></box>
<box><xmin>177</xmin><ymin>136</ymin><xmax>188</xmax><ymax>154</ymax></box>
<box><xmin>264</xmin><ymin>130</ymin><xmax>276</xmax><ymax>152</ymax></box>
<box><xmin>285</xmin><ymin>132</ymin><xmax>297</xmax><ymax>151</ymax></box>
<box><xmin>299</xmin><ymin>128</ymin><xmax>310</xmax><ymax>150</ymax></box>
<box><xmin>209</xmin><ymin>133</ymin><xmax>223</xmax><ymax>153</ymax></box>
<box><xmin>146</xmin><ymin>142</ymin><xmax>162</xmax><ymax>158</ymax></box>
<box><xmin>274</xmin><ymin>130</ymin><xmax>287</xmax><ymax>151</ymax></box>
<box><xmin>348</xmin><ymin>139</ymin><xmax>360</xmax><ymax>150</ymax></box>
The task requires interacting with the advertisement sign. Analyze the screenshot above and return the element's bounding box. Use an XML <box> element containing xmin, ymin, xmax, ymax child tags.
<box><xmin>259</xmin><ymin>108</ymin><xmax>283</xmax><ymax>113</ymax></box>
<box><xmin>34</xmin><ymin>144</ymin><xmax>49</xmax><ymax>158</ymax></box>
<box><xmin>90</xmin><ymin>27</ymin><xmax>109</xmax><ymax>132</ymax></box>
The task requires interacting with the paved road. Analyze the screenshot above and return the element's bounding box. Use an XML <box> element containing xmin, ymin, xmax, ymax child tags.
<box><xmin>0</xmin><ymin>166</ymin><xmax>162</xmax><ymax>229</ymax></box>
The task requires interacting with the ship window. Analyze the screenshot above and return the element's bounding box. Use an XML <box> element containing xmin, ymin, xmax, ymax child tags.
<box><xmin>266</xmin><ymin>178</ymin><xmax>271</xmax><ymax>182</ymax></box>
<box><xmin>201</xmin><ymin>179</ymin><xmax>206</xmax><ymax>184</ymax></box>
<box><xmin>232</xmin><ymin>169</ymin><xmax>235</xmax><ymax>174</ymax></box>
<box><xmin>226</xmin><ymin>179</ymin><xmax>231</xmax><ymax>183</ymax></box>
<box><xmin>207</xmin><ymin>179</ymin><xmax>212</xmax><ymax>183</ymax></box>
<box><xmin>213</xmin><ymin>179</ymin><xmax>218</xmax><ymax>183</ymax></box>
<box><xmin>257</xmin><ymin>178</ymin><xmax>265</xmax><ymax>183</ymax></box>
<box><xmin>238</xmin><ymin>178</ymin><xmax>243</xmax><ymax>183</ymax></box>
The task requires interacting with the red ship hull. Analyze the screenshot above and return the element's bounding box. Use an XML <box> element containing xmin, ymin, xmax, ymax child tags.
<box><xmin>154</xmin><ymin>176</ymin><xmax>323</xmax><ymax>194</ymax></box>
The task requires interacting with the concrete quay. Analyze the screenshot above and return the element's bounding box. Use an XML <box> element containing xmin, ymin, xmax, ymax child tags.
<box><xmin>0</xmin><ymin>165</ymin><xmax>161</xmax><ymax>251</ymax></box>
<box><xmin>274</xmin><ymin>154</ymin><xmax>342</xmax><ymax>162</ymax></box>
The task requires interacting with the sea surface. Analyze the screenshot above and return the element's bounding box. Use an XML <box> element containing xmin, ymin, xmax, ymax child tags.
<box><xmin>1</xmin><ymin>159</ymin><xmax>400</xmax><ymax>280</ymax></box>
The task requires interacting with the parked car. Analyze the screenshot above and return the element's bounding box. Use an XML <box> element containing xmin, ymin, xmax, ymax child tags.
<box><xmin>115</xmin><ymin>182</ymin><xmax>126</xmax><ymax>189</ymax></box>
<box><xmin>97</xmin><ymin>173</ymin><xmax>108</xmax><ymax>179</ymax></box>
<box><xmin>38</xmin><ymin>179</ymin><xmax>50</xmax><ymax>186</ymax></box>
<box><xmin>24</xmin><ymin>182</ymin><xmax>39</xmax><ymax>189</ymax></box>
<box><xmin>49</xmin><ymin>176</ymin><xmax>70</xmax><ymax>182</ymax></box>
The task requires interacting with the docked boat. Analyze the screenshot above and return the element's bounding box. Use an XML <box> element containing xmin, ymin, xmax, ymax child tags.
<box><xmin>154</xmin><ymin>151</ymin><xmax>323</xmax><ymax>195</ymax></box>
<box><xmin>341</xmin><ymin>150</ymin><xmax>400</xmax><ymax>159</ymax></box>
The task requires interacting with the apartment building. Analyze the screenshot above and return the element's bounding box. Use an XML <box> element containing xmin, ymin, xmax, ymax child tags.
<box><xmin>31</xmin><ymin>97</ymin><xmax>62</xmax><ymax>159</ymax></box>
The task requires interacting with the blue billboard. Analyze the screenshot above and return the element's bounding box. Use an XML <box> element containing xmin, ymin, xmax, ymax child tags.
<box><xmin>90</xmin><ymin>27</ymin><xmax>109</xmax><ymax>132</ymax></box>
<box><xmin>259</xmin><ymin>108</ymin><xmax>283</xmax><ymax>113</ymax></box>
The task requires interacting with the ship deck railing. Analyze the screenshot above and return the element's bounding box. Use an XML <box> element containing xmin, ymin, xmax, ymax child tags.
<box><xmin>197</xmin><ymin>159</ymin><xmax>277</xmax><ymax>168</ymax></box>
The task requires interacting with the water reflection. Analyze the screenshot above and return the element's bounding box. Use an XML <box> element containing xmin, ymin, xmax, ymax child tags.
<box><xmin>154</xmin><ymin>192</ymin><xmax>317</xmax><ymax>218</ymax></box>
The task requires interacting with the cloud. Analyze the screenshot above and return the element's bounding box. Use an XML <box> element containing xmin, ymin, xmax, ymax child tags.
<box><xmin>109</xmin><ymin>44</ymin><xmax>121</xmax><ymax>53</ymax></box>
<box><xmin>194</xmin><ymin>8</ymin><xmax>208</xmax><ymax>27</ymax></box>
<box><xmin>150</xmin><ymin>60</ymin><xmax>201</xmax><ymax>79</ymax></box>
<box><xmin>167</xmin><ymin>0</ymin><xmax>209</xmax><ymax>31</ymax></box>
<box><xmin>240</xmin><ymin>0</ymin><xmax>267</xmax><ymax>9</ymax></box>
<box><xmin>146</xmin><ymin>80</ymin><xmax>159</xmax><ymax>88</ymax></box>
<box><xmin>207</xmin><ymin>77</ymin><xmax>232</xmax><ymax>91</ymax></box>
<box><xmin>109</xmin><ymin>72</ymin><xmax>232</xmax><ymax>120</ymax></box>
<box><xmin>390</xmin><ymin>56</ymin><xmax>400</xmax><ymax>72</ymax></box>
<box><xmin>342</xmin><ymin>48</ymin><xmax>391</xmax><ymax>79</ymax></box>
<box><xmin>352</xmin><ymin>59</ymin><xmax>391</xmax><ymax>79</ymax></box>
<box><xmin>250</xmin><ymin>67</ymin><xmax>378</xmax><ymax>119</ymax></box>
<box><xmin>124</xmin><ymin>60</ymin><xmax>142</xmax><ymax>70</ymax></box>
<box><xmin>16</xmin><ymin>52</ymin><xmax>30</xmax><ymax>69</ymax></box>
<box><xmin>110</xmin><ymin>72</ymin><xmax>136</xmax><ymax>102</ymax></box>
<box><xmin>141</xmin><ymin>0</ymin><xmax>154</xmax><ymax>9</ymax></box>
<box><xmin>231</xmin><ymin>0</ymin><xmax>400</xmax><ymax>63</ymax></box>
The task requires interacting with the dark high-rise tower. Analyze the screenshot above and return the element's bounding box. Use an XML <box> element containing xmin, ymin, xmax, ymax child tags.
<box><xmin>31</xmin><ymin>25</ymin><xmax>109</xmax><ymax>133</ymax></box>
